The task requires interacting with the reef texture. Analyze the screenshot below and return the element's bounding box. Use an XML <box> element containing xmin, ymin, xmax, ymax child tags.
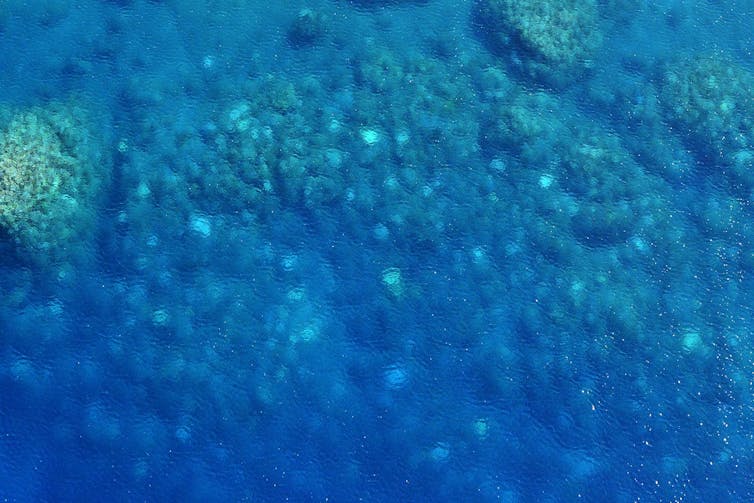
<box><xmin>0</xmin><ymin>104</ymin><xmax>107</xmax><ymax>263</ymax></box>
<box><xmin>481</xmin><ymin>0</ymin><xmax>602</xmax><ymax>82</ymax></box>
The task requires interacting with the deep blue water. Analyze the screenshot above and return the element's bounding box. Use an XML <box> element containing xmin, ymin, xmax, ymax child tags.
<box><xmin>1</xmin><ymin>0</ymin><xmax>753</xmax><ymax>501</ymax></box>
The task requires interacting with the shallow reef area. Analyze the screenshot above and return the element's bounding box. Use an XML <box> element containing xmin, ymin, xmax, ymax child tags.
<box><xmin>0</xmin><ymin>103</ymin><xmax>110</xmax><ymax>265</ymax></box>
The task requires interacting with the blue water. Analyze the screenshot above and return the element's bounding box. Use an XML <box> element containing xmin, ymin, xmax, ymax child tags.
<box><xmin>1</xmin><ymin>0</ymin><xmax>753</xmax><ymax>501</ymax></box>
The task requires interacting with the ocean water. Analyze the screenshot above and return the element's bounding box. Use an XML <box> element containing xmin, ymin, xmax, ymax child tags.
<box><xmin>0</xmin><ymin>0</ymin><xmax>753</xmax><ymax>501</ymax></box>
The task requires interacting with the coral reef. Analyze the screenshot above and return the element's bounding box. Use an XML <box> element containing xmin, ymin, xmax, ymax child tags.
<box><xmin>288</xmin><ymin>8</ymin><xmax>328</xmax><ymax>47</ymax></box>
<box><xmin>483</xmin><ymin>87</ymin><xmax>672</xmax><ymax>247</ymax></box>
<box><xmin>162</xmin><ymin>47</ymin><xmax>485</xmax><ymax>250</ymax></box>
<box><xmin>481</xmin><ymin>0</ymin><xmax>602</xmax><ymax>83</ymax></box>
<box><xmin>0</xmin><ymin>104</ymin><xmax>107</xmax><ymax>263</ymax></box>
<box><xmin>660</xmin><ymin>53</ymin><xmax>754</xmax><ymax>189</ymax></box>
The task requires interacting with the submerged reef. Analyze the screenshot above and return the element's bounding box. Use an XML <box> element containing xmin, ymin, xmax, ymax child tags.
<box><xmin>0</xmin><ymin>103</ymin><xmax>108</xmax><ymax>264</ymax></box>
<box><xmin>150</xmin><ymin>46</ymin><xmax>486</xmax><ymax>251</ymax></box>
<box><xmin>483</xmin><ymin>86</ymin><xmax>674</xmax><ymax>248</ymax></box>
<box><xmin>480</xmin><ymin>0</ymin><xmax>602</xmax><ymax>84</ymax></box>
<box><xmin>288</xmin><ymin>8</ymin><xmax>329</xmax><ymax>47</ymax></box>
<box><xmin>660</xmin><ymin>54</ymin><xmax>754</xmax><ymax>190</ymax></box>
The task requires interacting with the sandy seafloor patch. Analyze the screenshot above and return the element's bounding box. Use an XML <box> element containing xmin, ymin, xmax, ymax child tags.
<box><xmin>0</xmin><ymin>0</ymin><xmax>753</xmax><ymax>500</ymax></box>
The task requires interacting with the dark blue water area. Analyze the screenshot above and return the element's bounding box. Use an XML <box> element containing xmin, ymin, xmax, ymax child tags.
<box><xmin>0</xmin><ymin>0</ymin><xmax>753</xmax><ymax>501</ymax></box>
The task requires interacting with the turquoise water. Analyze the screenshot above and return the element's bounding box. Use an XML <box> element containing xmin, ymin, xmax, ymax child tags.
<box><xmin>0</xmin><ymin>0</ymin><xmax>753</xmax><ymax>500</ymax></box>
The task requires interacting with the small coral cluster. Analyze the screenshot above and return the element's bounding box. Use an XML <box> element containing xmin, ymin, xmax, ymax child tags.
<box><xmin>481</xmin><ymin>0</ymin><xmax>602</xmax><ymax>81</ymax></box>
<box><xmin>0</xmin><ymin>104</ymin><xmax>106</xmax><ymax>262</ymax></box>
